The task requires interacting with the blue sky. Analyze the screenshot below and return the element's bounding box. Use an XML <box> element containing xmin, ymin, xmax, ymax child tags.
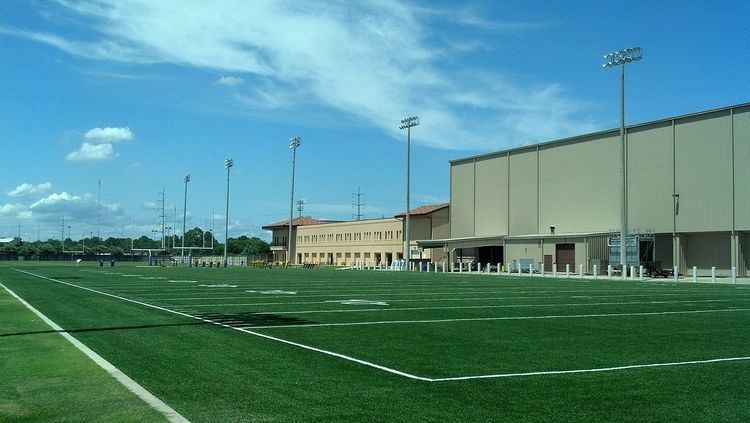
<box><xmin>1</xmin><ymin>0</ymin><xmax>748</xmax><ymax>242</ymax></box>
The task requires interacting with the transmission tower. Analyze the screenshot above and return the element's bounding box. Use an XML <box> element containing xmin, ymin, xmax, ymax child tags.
<box><xmin>296</xmin><ymin>199</ymin><xmax>306</xmax><ymax>217</ymax></box>
<box><xmin>352</xmin><ymin>187</ymin><xmax>364</xmax><ymax>220</ymax></box>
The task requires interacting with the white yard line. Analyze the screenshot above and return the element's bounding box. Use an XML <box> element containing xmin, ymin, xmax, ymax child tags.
<box><xmin>11</xmin><ymin>269</ymin><xmax>431</xmax><ymax>382</ymax></box>
<box><xmin>158</xmin><ymin>294</ymin><xmax>728</xmax><ymax>307</ymax></box>
<box><xmin>249</xmin><ymin>307</ymin><xmax>750</xmax><ymax>328</ymax></box>
<box><xmin>188</xmin><ymin>299</ymin><xmax>742</xmax><ymax>314</ymax></box>
<box><xmin>429</xmin><ymin>356</ymin><xmax>750</xmax><ymax>381</ymax></box>
<box><xmin>0</xmin><ymin>282</ymin><xmax>190</xmax><ymax>423</ymax></box>
<box><xmin>140</xmin><ymin>292</ymin><xmax>740</xmax><ymax>301</ymax></box>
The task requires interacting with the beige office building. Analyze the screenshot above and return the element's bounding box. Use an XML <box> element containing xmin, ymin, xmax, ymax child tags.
<box><xmin>420</xmin><ymin>103</ymin><xmax>749</xmax><ymax>277</ymax></box>
<box><xmin>264</xmin><ymin>204</ymin><xmax>449</xmax><ymax>265</ymax></box>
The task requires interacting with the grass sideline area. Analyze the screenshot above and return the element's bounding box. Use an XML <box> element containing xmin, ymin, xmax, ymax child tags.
<box><xmin>0</xmin><ymin>278</ymin><xmax>167</xmax><ymax>422</ymax></box>
<box><xmin>0</xmin><ymin>261</ymin><xmax>749</xmax><ymax>422</ymax></box>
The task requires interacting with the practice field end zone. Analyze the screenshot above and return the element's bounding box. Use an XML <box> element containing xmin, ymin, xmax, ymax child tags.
<box><xmin>1</xmin><ymin>262</ymin><xmax>749</xmax><ymax>422</ymax></box>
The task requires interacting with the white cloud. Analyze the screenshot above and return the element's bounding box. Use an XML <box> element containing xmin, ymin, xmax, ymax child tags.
<box><xmin>6</xmin><ymin>182</ymin><xmax>53</xmax><ymax>197</ymax></box>
<box><xmin>217</xmin><ymin>76</ymin><xmax>245</xmax><ymax>86</ymax></box>
<box><xmin>0</xmin><ymin>203</ymin><xmax>25</xmax><ymax>215</ymax></box>
<box><xmin>12</xmin><ymin>0</ymin><xmax>595</xmax><ymax>150</ymax></box>
<box><xmin>29</xmin><ymin>192</ymin><xmax>121</xmax><ymax>217</ymax></box>
<box><xmin>83</xmin><ymin>126</ymin><xmax>134</xmax><ymax>143</ymax></box>
<box><xmin>66</xmin><ymin>142</ymin><xmax>116</xmax><ymax>162</ymax></box>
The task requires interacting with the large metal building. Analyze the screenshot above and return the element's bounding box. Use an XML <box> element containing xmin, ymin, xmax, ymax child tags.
<box><xmin>422</xmin><ymin>102</ymin><xmax>749</xmax><ymax>277</ymax></box>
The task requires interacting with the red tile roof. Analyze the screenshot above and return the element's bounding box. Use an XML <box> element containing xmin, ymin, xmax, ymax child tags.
<box><xmin>262</xmin><ymin>216</ymin><xmax>335</xmax><ymax>229</ymax></box>
<box><xmin>394</xmin><ymin>203</ymin><xmax>449</xmax><ymax>218</ymax></box>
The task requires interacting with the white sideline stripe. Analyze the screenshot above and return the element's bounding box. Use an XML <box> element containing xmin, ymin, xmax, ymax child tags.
<box><xmin>192</xmin><ymin>298</ymin><xmax>746</xmax><ymax>314</ymax></box>
<box><xmin>12</xmin><ymin>269</ymin><xmax>431</xmax><ymax>382</ymax></box>
<box><xmin>0</xmin><ymin>282</ymin><xmax>190</xmax><ymax>423</ymax></box>
<box><xmin>430</xmin><ymin>356</ymin><xmax>750</xmax><ymax>381</ymax></box>
<box><xmin>250</xmin><ymin>307</ymin><xmax>750</xmax><ymax>329</ymax></box>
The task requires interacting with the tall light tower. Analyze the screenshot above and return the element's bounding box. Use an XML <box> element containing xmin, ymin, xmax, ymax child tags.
<box><xmin>181</xmin><ymin>174</ymin><xmax>190</xmax><ymax>264</ymax></box>
<box><xmin>288</xmin><ymin>136</ymin><xmax>301</xmax><ymax>265</ymax></box>
<box><xmin>399</xmin><ymin>116</ymin><xmax>420</xmax><ymax>270</ymax></box>
<box><xmin>603</xmin><ymin>46</ymin><xmax>642</xmax><ymax>278</ymax></box>
<box><xmin>224</xmin><ymin>159</ymin><xmax>233</xmax><ymax>265</ymax></box>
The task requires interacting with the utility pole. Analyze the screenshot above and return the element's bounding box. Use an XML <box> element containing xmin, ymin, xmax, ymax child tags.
<box><xmin>288</xmin><ymin>137</ymin><xmax>301</xmax><ymax>265</ymax></box>
<box><xmin>399</xmin><ymin>116</ymin><xmax>420</xmax><ymax>270</ymax></box>
<box><xmin>352</xmin><ymin>187</ymin><xmax>364</xmax><ymax>220</ymax></box>
<box><xmin>224</xmin><ymin>159</ymin><xmax>233</xmax><ymax>264</ymax></box>
<box><xmin>603</xmin><ymin>46</ymin><xmax>642</xmax><ymax>278</ymax></box>
<box><xmin>97</xmin><ymin>178</ymin><xmax>101</xmax><ymax>238</ymax></box>
<box><xmin>182</xmin><ymin>175</ymin><xmax>190</xmax><ymax>263</ymax></box>
<box><xmin>157</xmin><ymin>189</ymin><xmax>166</xmax><ymax>249</ymax></box>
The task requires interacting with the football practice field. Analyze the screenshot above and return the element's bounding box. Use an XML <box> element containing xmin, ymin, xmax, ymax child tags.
<box><xmin>1</xmin><ymin>262</ymin><xmax>749</xmax><ymax>422</ymax></box>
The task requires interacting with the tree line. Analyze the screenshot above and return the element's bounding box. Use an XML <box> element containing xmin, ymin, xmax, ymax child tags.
<box><xmin>0</xmin><ymin>227</ymin><xmax>270</xmax><ymax>258</ymax></box>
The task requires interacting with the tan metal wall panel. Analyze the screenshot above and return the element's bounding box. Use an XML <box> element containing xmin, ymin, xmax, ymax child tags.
<box><xmin>734</xmin><ymin>107</ymin><xmax>750</xmax><ymax>230</ymax></box>
<box><xmin>474</xmin><ymin>155</ymin><xmax>508</xmax><ymax>236</ymax></box>
<box><xmin>675</xmin><ymin>111</ymin><xmax>733</xmax><ymax>232</ymax></box>
<box><xmin>508</xmin><ymin>149</ymin><xmax>538</xmax><ymax>235</ymax></box>
<box><xmin>627</xmin><ymin>122</ymin><xmax>674</xmax><ymax>232</ymax></box>
<box><xmin>450</xmin><ymin>161</ymin><xmax>475</xmax><ymax>238</ymax></box>
<box><xmin>539</xmin><ymin>133</ymin><xmax>619</xmax><ymax>233</ymax></box>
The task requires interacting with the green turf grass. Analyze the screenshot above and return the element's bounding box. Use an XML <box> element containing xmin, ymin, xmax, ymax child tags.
<box><xmin>0</xmin><ymin>281</ymin><xmax>168</xmax><ymax>422</ymax></box>
<box><xmin>1</xmin><ymin>261</ymin><xmax>748</xmax><ymax>422</ymax></box>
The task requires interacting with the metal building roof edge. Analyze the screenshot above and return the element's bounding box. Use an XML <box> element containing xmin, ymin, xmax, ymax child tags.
<box><xmin>450</xmin><ymin>101</ymin><xmax>750</xmax><ymax>165</ymax></box>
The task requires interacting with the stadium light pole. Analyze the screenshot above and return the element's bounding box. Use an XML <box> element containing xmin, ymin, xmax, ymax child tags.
<box><xmin>181</xmin><ymin>174</ymin><xmax>190</xmax><ymax>264</ymax></box>
<box><xmin>603</xmin><ymin>46</ymin><xmax>642</xmax><ymax>278</ymax></box>
<box><xmin>399</xmin><ymin>116</ymin><xmax>420</xmax><ymax>271</ymax></box>
<box><xmin>288</xmin><ymin>137</ymin><xmax>301</xmax><ymax>265</ymax></box>
<box><xmin>224</xmin><ymin>160</ymin><xmax>233</xmax><ymax>265</ymax></box>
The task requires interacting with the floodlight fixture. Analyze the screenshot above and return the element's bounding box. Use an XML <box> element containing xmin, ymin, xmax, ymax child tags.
<box><xmin>399</xmin><ymin>116</ymin><xmax>420</xmax><ymax>130</ymax></box>
<box><xmin>603</xmin><ymin>46</ymin><xmax>642</xmax><ymax>68</ymax></box>
<box><xmin>224</xmin><ymin>159</ymin><xmax>234</xmax><ymax>169</ymax></box>
<box><xmin>289</xmin><ymin>136</ymin><xmax>301</xmax><ymax>149</ymax></box>
<box><xmin>603</xmin><ymin>45</ymin><xmax>642</xmax><ymax>277</ymax></box>
<box><xmin>399</xmin><ymin>115</ymin><xmax>420</xmax><ymax>270</ymax></box>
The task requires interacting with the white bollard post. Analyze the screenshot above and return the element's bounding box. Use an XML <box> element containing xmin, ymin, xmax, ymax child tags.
<box><xmin>622</xmin><ymin>265</ymin><xmax>627</xmax><ymax>280</ymax></box>
<box><xmin>630</xmin><ymin>266</ymin><xmax>635</xmax><ymax>281</ymax></box>
<box><xmin>540</xmin><ymin>262</ymin><xmax>545</xmax><ymax>277</ymax></box>
<box><xmin>468</xmin><ymin>263</ymin><xmax>473</xmax><ymax>274</ymax></box>
<box><xmin>553</xmin><ymin>264</ymin><xmax>557</xmax><ymax>278</ymax></box>
<box><xmin>529</xmin><ymin>263</ymin><xmax>534</xmax><ymax>276</ymax></box>
<box><xmin>673</xmin><ymin>266</ymin><xmax>679</xmax><ymax>282</ymax></box>
<box><xmin>459</xmin><ymin>262</ymin><xmax>463</xmax><ymax>273</ymax></box>
<box><xmin>607</xmin><ymin>264</ymin><xmax>612</xmax><ymax>280</ymax></box>
<box><xmin>692</xmin><ymin>266</ymin><xmax>697</xmax><ymax>283</ymax></box>
<box><xmin>579</xmin><ymin>264</ymin><xmax>584</xmax><ymax>279</ymax></box>
<box><xmin>593</xmin><ymin>264</ymin><xmax>598</xmax><ymax>279</ymax></box>
<box><xmin>565</xmin><ymin>264</ymin><xmax>570</xmax><ymax>278</ymax></box>
<box><xmin>639</xmin><ymin>265</ymin><xmax>644</xmax><ymax>281</ymax></box>
<box><xmin>711</xmin><ymin>266</ymin><xmax>716</xmax><ymax>282</ymax></box>
<box><xmin>507</xmin><ymin>263</ymin><xmax>512</xmax><ymax>276</ymax></box>
<box><xmin>517</xmin><ymin>262</ymin><xmax>522</xmax><ymax>276</ymax></box>
<box><xmin>732</xmin><ymin>266</ymin><xmax>737</xmax><ymax>285</ymax></box>
<box><xmin>497</xmin><ymin>263</ymin><xmax>501</xmax><ymax>275</ymax></box>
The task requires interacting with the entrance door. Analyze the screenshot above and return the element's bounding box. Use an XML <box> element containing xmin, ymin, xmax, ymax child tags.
<box><xmin>556</xmin><ymin>243</ymin><xmax>575</xmax><ymax>272</ymax></box>
<box><xmin>544</xmin><ymin>255</ymin><xmax>553</xmax><ymax>272</ymax></box>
